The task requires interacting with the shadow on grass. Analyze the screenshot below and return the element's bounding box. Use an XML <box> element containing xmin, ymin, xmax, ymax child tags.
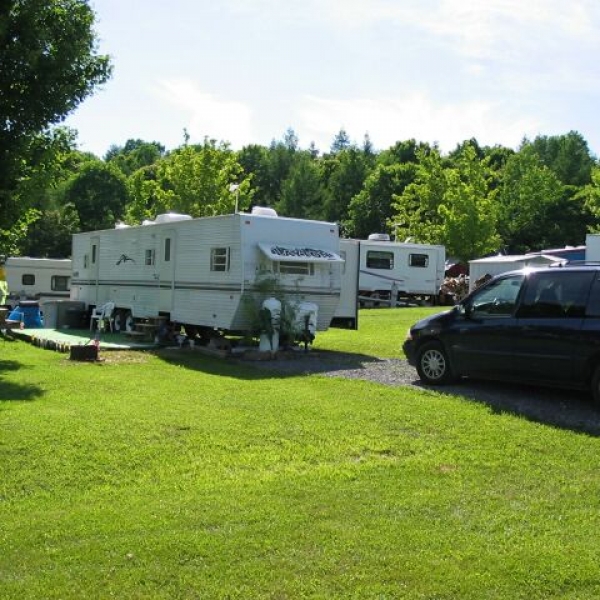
<box><xmin>0</xmin><ymin>361</ymin><xmax>44</xmax><ymax>402</ymax></box>
<box><xmin>154</xmin><ymin>346</ymin><xmax>600</xmax><ymax>437</ymax></box>
<box><xmin>154</xmin><ymin>347</ymin><xmax>384</xmax><ymax>380</ymax></box>
<box><xmin>416</xmin><ymin>378</ymin><xmax>600</xmax><ymax>437</ymax></box>
<box><xmin>0</xmin><ymin>380</ymin><xmax>44</xmax><ymax>402</ymax></box>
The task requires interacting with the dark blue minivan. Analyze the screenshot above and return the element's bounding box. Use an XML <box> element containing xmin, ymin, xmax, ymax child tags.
<box><xmin>403</xmin><ymin>265</ymin><xmax>600</xmax><ymax>402</ymax></box>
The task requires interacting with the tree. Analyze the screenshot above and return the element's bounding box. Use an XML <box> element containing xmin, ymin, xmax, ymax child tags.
<box><xmin>391</xmin><ymin>146</ymin><xmax>500</xmax><ymax>261</ymax></box>
<box><xmin>391</xmin><ymin>146</ymin><xmax>447</xmax><ymax>245</ymax></box>
<box><xmin>126</xmin><ymin>138</ymin><xmax>251</xmax><ymax>222</ymax></box>
<box><xmin>65</xmin><ymin>162</ymin><xmax>129</xmax><ymax>231</ymax></box>
<box><xmin>276</xmin><ymin>153</ymin><xmax>324</xmax><ymax>220</ymax></box>
<box><xmin>496</xmin><ymin>146</ymin><xmax>565</xmax><ymax>253</ymax></box>
<box><xmin>346</xmin><ymin>163</ymin><xmax>416</xmax><ymax>239</ymax></box>
<box><xmin>437</xmin><ymin>148</ymin><xmax>500</xmax><ymax>261</ymax></box>
<box><xmin>330</xmin><ymin>128</ymin><xmax>352</xmax><ymax>154</ymax></box>
<box><xmin>528</xmin><ymin>131</ymin><xmax>595</xmax><ymax>187</ymax></box>
<box><xmin>0</xmin><ymin>0</ymin><xmax>111</xmax><ymax>240</ymax></box>
<box><xmin>575</xmin><ymin>166</ymin><xmax>600</xmax><ymax>232</ymax></box>
<box><xmin>104</xmin><ymin>139</ymin><xmax>165</xmax><ymax>177</ymax></box>
<box><xmin>321</xmin><ymin>147</ymin><xmax>372</xmax><ymax>223</ymax></box>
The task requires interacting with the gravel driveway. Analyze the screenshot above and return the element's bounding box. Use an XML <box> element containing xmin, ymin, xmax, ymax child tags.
<box><xmin>246</xmin><ymin>349</ymin><xmax>600</xmax><ymax>436</ymax></box>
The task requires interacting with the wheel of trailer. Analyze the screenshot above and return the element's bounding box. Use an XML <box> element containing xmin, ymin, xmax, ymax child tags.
<box><xmin>416</xmin><ymin>341</ymin><xmax>454</xmax><ymax>385</ymax></box>
<box><xmin>113</xmin><ymin>310</ymin><xmax>124</xmax><ymax>332</ymax></box>
<box><xmin>115</xmin><ymin>310</ymin><xmax>134</xmax><ymax>333</ymax></box>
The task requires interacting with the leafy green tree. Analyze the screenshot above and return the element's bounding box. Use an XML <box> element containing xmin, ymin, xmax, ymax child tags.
<box><xmin>20</xmin><ymin>205</ymin><xmax>80</xmax><ymax>258</ymax></box>
<box><xmin>391</xmin><ymin>146</ymin><xmax>447</xmax><ymax>245</ymax></box>
<box><xmin>0</xmin><ymin>0</ymin><xmax>111</xmax><ymax>225</ymax></box>
<box><xmin>321</xmin><ymin>147</ymin><xmax>373</xmax><ymax>224</ymax></box>
<box><xmin>438</xmin><ymin>148</ymin><xmax>500</xmax><ymax>261</ymax></box>
<box><xmin>576</xmin><ymin>166</ymin><xmax>600</xmax><ymax>232</ymax></box>
<box><xmin>528</xmin><ymin>131</ymin><xmax>595</xmax><ymax>187</ymax></box>
<box><xmin>65</xmin><ymin>161</ymin><xmax>129</xmax><ymax>231</ymax></box>
<box><xmin>391</xmin><ymin>146</ymin><xmax>499</xmax><ymax>261</ymax></box>
<box><xmin>496</xmin><ymin>146</ymin><xmax>565</xmax><ymax>253</ymax></box>
<box><xmin>237</xmin><ymin>144</ymin><xmax>272</xmax><ymax>207</ymax></box>
<box><xmin>346</xmin><ymin>163</ymin><xmax>416</xmax><ymax>239</ymax></box>
<box><xmin>377</xmin><ymin>139</ymin><xmax>425</xmax><ymax>167</ymax></box>
<box><xmin>104</xmin><ymin>139</ymin><xmax>165</xmax><ymax>177</ymax></box>
<box><xmin>276</xmin><ymin>153</ymin><xmax>324</xmax><ymax>220</ymax></box>
<box><xmin>126</xmin><ymin>139</ymin><xmax>251</xmax><ymax>222</ymax></box>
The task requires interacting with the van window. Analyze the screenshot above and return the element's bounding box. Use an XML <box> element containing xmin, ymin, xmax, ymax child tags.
<box><xmin>469</xmin><ymin>275</ymin><xmax>524</xmax><ymax>317</ymax></box>
<box><xmin>367</xmin><ymin>251</ymin><xmax>393</xmax><ymax>270</ymax></box>
<box><xmin>22</xmin><ymin>274</ymin><xmax>35</xmax><ymax>286</ymax></box>
<box><xmin>409</xmin><ymin>253</ymin><xmax>429</xmax><ymax>268</ymax></box>
<box><xmin>519</xmin><ymin>272</ymin><xmax>594</xmax><ymax>318</ymax></box>
<box><xmin>51</xmin><ymin>275</ymin><xmax>70</xmax><ymax>292</ymax></box>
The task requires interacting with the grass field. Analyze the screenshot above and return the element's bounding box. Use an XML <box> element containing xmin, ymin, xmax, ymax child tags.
<box><xmin>2</xmin><ymin>307</ymin><xmax>600</xmax><ymax>599</ymax></box>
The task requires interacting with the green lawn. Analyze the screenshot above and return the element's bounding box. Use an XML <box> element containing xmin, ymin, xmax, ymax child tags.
<box><xmin>2</xmin><ymin>308</ymin><xmax>600</xmax><ymax>599</ymax></box>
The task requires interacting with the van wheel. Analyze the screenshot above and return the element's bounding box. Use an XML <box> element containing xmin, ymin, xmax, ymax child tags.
<box><xmin>416</xmin><ymin>341</ymin><xmax>454</xmax><ymax>385</ymax></box>
<box><xmin>591</xmin><ymin>366</ymin><xmax>600</xmax><ymax>405</ymax></box>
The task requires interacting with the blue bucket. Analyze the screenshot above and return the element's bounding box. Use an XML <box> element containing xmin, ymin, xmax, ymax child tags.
<box><xmin>8</xmin><ymin>301</ymin><xmax>43</xmax><ymax>328</ymax></box>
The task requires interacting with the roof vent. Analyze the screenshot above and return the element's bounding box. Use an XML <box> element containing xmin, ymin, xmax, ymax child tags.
<box><xmin>368</xmin><ymin>233</ymin><xmax>391</xmax><ymax>242</ymax></box>
<box><xmin>155</xmin><ymin>212</ymin><xmax>193</xmax><ymax>224</ymax></box>
<box><xmin>251</xmin><ymin>206</ymin><xmax>278</xmax><ymax>217</ymax></box>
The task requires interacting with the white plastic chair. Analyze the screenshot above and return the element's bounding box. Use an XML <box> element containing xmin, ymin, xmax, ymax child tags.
<box><xmin>90</xmin><ymin>302</ymin><xmax>116</xmax><ymax>332</ymax></box>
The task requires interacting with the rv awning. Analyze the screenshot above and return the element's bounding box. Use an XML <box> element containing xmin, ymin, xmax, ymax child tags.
<box><xmin>258</xmin><ymin>243</ymin><xmax>344</xmax><ymax>263</ymax></box>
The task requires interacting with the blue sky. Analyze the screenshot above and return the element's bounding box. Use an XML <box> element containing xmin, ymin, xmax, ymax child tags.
<box><xmin>65</xmin><ymin>0</ymin><xmax>600</xmax><ymax>158</ymax></box>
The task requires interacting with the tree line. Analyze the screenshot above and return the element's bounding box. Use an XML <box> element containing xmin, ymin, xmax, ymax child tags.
<box><xmin>3</xmin><ymin>127</ymin><xmax>600</xmax><ymax>263</ymax></box>
<box><xmin>2</xmin><ymin>1</ymin><xmax>600</xmax><ymax>264</ymax></box>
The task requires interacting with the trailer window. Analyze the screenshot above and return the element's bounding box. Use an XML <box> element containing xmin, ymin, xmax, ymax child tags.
<box><xmin>409</xmin><ymin>253</ymin><xmax>429</xmax><ymax>268</ymax></box>
<box><xmin>164</xmin><ymin>238</ymin><xmax>171</xmax><ymax>262</ymax></box>
<box><xmin>51</xmin><ymin>275</ymin><xmax>70</xmax><ymax>292</ymax></box>
<box><xmin>367</xmin><ymin>251</ymin><xmax>394</xmax><ymax>270</ymax></box>
<box><xmin>92</xmin><ymin>244</ymin><xmax>97</xmax><ymax>264</ymax></box>
<box><xmin>211</xmin><ymin>247</ymin><xmax>230</xmax><ymax>272</ymax></box>
<box><xmin>145</xmin><ymin>249</ymin><xmax>155</xmax><ymax>266</ymax></box>
<box><xmin>22</xmin><ymin>274</ymin><xmax>35</xmax><ymax>286</ymax></box>
<box><xmin>276</xmin><ymin>261</ymin><xmax>314</xmax><ymax>276</ymax></box>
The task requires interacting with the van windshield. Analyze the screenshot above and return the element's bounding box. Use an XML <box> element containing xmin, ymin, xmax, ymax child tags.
<box><xmin>468</xmin><ymin>274</ymin><xmax>524</xmax><ymax>317</ymax></box>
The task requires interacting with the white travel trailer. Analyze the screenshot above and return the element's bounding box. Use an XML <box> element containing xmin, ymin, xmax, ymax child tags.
<box><xmin>340</xmin><ymin>235</ymin><xmax>446</xmax><ymax>306</ymax></box>
<box><xmin>5</xmin><ymin>257</ymin><xmax>72</xmax><ymax>307</ymax></box>
<box><xmin>70</xmin><ymin>210</ymin><xmax>345</xmax><ymax>341</ymax></box>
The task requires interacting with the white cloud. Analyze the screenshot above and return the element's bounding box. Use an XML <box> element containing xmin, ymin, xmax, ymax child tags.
<box><xmin>153</xmin><ymin>79</ymin><xmax>255</xmax><ymax>147</ymax></box>
<box><xmin>298</xmin><ymin>94</ymin><xmax>541</xmax><ymax>152</ymax></box>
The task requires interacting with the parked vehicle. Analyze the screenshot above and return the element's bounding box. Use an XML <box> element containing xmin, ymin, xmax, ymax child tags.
<box><xmin>4</xmin><ymin>257</ymin><xmax>72</xmax><ymax>308</ymax></box>
<box><xmin>403</xmin><ymin>264</ymin><xmax>600</xmax><ymax>403</ymax></box>
<box><xmin>71</xmin><ymin>209</ymin><xmax>347</xmax><ymax>342</ymax></box>
<box><xmin>340</xmin><ymin>235</ymin><xmax>446</xmax><ymax>307</ymax></box>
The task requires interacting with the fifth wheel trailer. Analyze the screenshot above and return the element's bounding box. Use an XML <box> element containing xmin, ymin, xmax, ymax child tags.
<box><xmin>70</xmin><ymin>210</ymin><xmax>347</xmax><ymax>341</ymax></box>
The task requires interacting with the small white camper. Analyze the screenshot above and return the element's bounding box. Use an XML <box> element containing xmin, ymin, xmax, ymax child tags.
<box><xmin>339</xmin><ymin>235</ymin><xmax>446</xmax><ymax>306</ymax></box>
<box><xmin>5</xmin><ymin>257</ymin><xmax>72</xmax><ymax>307</ymax></box>
<box><xmin>71</xmin><ymin>210</ymin><xmax>346</xmax><ymax>342</ymax></box>
<box><xmin>468</xmin><ymin>254</ymin><xmax>567</xmax><ymax>291</ymax></box>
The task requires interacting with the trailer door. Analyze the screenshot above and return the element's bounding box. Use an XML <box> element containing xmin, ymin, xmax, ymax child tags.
<box><xmin>91</xmin><ymin>235</ymin><xmax>100</xmax><ymax>302</ymax></box>
<box><xmin>158</xmin><ymin>229</ymin><xmax>175</xmax><ymax>313</ymax></box>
